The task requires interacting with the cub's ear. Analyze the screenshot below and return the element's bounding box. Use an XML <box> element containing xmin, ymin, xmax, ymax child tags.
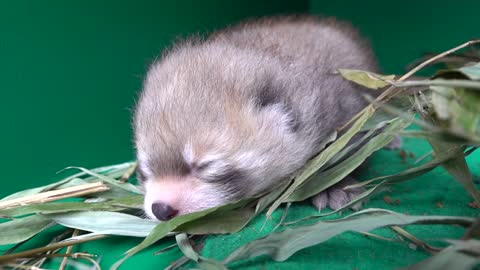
<box><xmin>256</xmin><ymin>79</ymin><xmax>281</xmax><ymax>108</ymax></box>
<box><xmin>254</xmin><ymin>83</ymin><xmax>299</xmax><ymax>133</ymax></box>
<box><xmin>263</xmin><ymin>102</ymin><xmax>300</xmax><ymax>133</ymax></box>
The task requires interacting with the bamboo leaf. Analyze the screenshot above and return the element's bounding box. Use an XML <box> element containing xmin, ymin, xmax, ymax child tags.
<box><xmin>224</xmin><ymin>210</ymin><xmax>474</xmax><ymax>264</ymax></box>
<box><xmin>431</xmin><ymin>86</ymin><xmax>454</xmax><ymax>120</ymax></box>
<box><xmin>0</xmin><ymin>215</ymin><xmax>55</xmax><ymax>245</ymax></box>
<box><xmin>255</xmin><ymin>183</ymin><xmax>289</xmax><ymax>214</ymax></box>
<box><xmin>0</xmin><ymin>195</ymin><xmax>143</xmax><ymax>217</ymax></box>
<box><xmin>458</xmin><ymin>62</ymin><xmax>480</xmax><ymax>80</ymax></box>
<box><xmin>369</xmin><ymin>93</ymin><xmax>480</xmax><ymax>145</ymax></box>
<box><xmin>429</xmin><ymin>76</ymin><xmax>480</xmax><ymax>136</ymax></box>
<box><xmin>64</xmin><ymin>166</ymin><xmax>142</xmax><ymax>194</ymax></box>
<box><xmin>178</xmin><ymin>207</ymin><xmax>255</xmax><ymax>235</ymax></box>
<box><xmin>176</xmin><ymin>233</ymin><xmax>228</xmax><ymax>270</ymax></box>
<box><xmin>266</xmin><ymin>106</ymin><xmax>375</xmax><ymax>216</ymax></box>
<box><xmin>164</xmin><ymin>256</ymin><xmax>190</xmax><ymax>270</ymax></box>
<box><xmin>285</xmin><ymin>147</ymin><xmax>477</xmax><ymax>222</ymax></box>
<box><xmin>176</xmin><ymin>233</ymin><xmax>199</xmax><ymax>262</ymax></box>
<box><xmin>428</xmin><ymin>139</ymin><xmax>480</xmax><ymax>203</ymax></box>
<box><xmin>389</xmin><ymin>79</ymin><xmax>480</xmax><ymax>90</ymax></box>
<box><xmin>1</xmin><ymin>162</ymin><xmax>137</xmax><ymax>202</ymax></box>
<box><xmin>464</xmin><ymin>218</ymin><xmax>480</xmax><ymax>239</ymax></box>
<box><xmin>46</xmin><ymin>211</ymin><xmax>160</xmax><ymax>237</ymax></box>
<box><xmin>403</xmin><ymin>239</ymin><xmax>480</xmax><ymax>270</ymax></box>
<box><xmin>435</xmin><ymin>62</ymin><xmax>480</xmax><ymax>80</ymax></box>
<box><xmin>394</xmin><ymin>130</ymin><xmax>473</xmax><ymax>144</ymax></box>
<box><xmin>338</xmin><ymin>69</ymin><xmax>395</xmax><ymax>89</ymax></box>
<box><xmin>347</xmin><ymin>147</ymin><xmax>470</xmax><ymax>189</ymax></box>
<box><xmin>0</xmin><ymin>178</ymin><xmax>87</xmax><ymax>202</ymax></box>
<box><xmin>287</xmin><ymin>118</ymin><xmax>410</xmax><ymax>202</ymax></box>
<box><xmin>326</xmin><ymin>117</ymin><xmax>394</xmax><ymax>169</ymax></box>
<box><xmin>113</xmin><ymin>199</ymin><xmax>251</xmax><ymax>269</ymax></box>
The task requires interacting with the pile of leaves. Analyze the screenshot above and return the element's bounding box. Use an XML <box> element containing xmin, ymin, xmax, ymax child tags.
<box><xmin>1</xmin><ymin>40</ymin><xmax>480</xmax><ymax>270</ymax></box>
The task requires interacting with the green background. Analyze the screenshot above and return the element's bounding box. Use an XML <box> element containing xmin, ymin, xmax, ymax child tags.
<box><xmin>1</xmin><ymin>0</ymin><xmax>479</xmax><ymax>269</ymax></box>
<box><xmin>2</xmin><ymin>0</ymin><xmax>479</xmax><ymax>197</ymax></box>
<box><xmin>0</xmin><ymin>0</ymin><xmax>308</xmax><ymax>197</ymax></box>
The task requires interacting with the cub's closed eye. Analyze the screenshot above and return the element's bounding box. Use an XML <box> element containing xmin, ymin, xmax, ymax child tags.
<box><xmin>189</xmin><ymin>161</ymin><xmax>214</xmax><ymax>179</ymax></box>
<box><xmin>187</xmin><ymin>158</ymin><xmax>243</xmax><ymax>183</ymax></box>
<box><xmin>201</xmin><ymin>166</ymin><xmax>246</xmax><ymax>185</ymax></box>
<box><xmin>191</xmin><ymin>161</ymin><xmax>213</xmax><ymax>172</ymax></box>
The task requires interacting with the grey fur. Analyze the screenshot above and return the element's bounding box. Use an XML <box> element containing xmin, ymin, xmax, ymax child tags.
<box><xmin>134</xmin><ymin>16</ymin><xmax>379</xmax><ymax>218</ymax></box>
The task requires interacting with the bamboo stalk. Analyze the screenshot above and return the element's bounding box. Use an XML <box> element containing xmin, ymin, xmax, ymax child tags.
<box><xmin>0</xmin><ymin>182</ymin><xmax>109</xmax><ymax>210</ymax></box>
<box><xmin>391</xmin><ymin>225</ymin><xmax>442</xmax><ymax>254</ymax></box>
<box><xmin>59</xmin><ymin>229</ymin><xmax>79</xmax><ymax>270</ymax></box>
<box><xmin>0</xmin><ymin>235</ymin><xmax>108</xmax><ymax>264</ymax></box>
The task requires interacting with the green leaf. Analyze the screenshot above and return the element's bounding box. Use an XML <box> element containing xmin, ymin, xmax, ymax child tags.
<box><xmin>431</xmin><ymin>86</ymin><xmax>454</xmax><ymax>120</ymax></box>
<box><xmin>423</xmin><ymin>83</ymin><xmax>480</xmax><ymax>204</ymax></box>
<box><xmin>255</xmin><ymin>183</ymin><xmax>289</xmax><ymax>214</ymax></box>
<box><xmin>359</xmin><ymin>92</ymin><xmax>414</xmax><ymax>133</ymax></box>
<box><xmin>395</xmin><ymin>130</ymin><xmax>474</xmax><ymax>144</ymax></box>
<box><xmin>403</xmin><ymin>239</ymin><xmax>480</xmax><ymax>270</ymax></box>
<box><xmin>266</xmin><ymin>106</ymin><xmax>375</xmax><ymax>216</ymax></box>
<box><xmin>430</xmin><ymin>140</ymin><xmax>480</xmax><ymax>203</ymax></box>
<box><xmin>113</xmin><ymin>199</ymin><xmax>251</xmax><ymax>269</ymax></box>
<box><xmin>435</xmin><ymin>62</ymin><xmax>480</xmax><ymax>81</ymax></box>
<box><xmin>1</xmin><ymin>162</ymin><xmax>137</xmax><ymax>201</ymax></box>
<box><xmin>349</xmin><ymin>146</ymin><xmax>471</xmax><ymax>189</ymax></box>
<box><xmin>176</xmin><ymin>233</ymin><xmax>228</xmax><ymax>270</ymax></box>
<box><xmin>176</xmin><ymin>233</ymin><xmax>199</xmax><ymax>262</ymax></box>
<box><xmin>459</xmin><ymin>62</ymin><xmax>480</xmax><ymax>80</ymax></box>
<box><xmin>287</xmin><ymin>117</ymin><xmax>410</xmax><ymax>202</ymax></box>
<box><xmin>178</xmin><ymin>207</ymin><xmax>255</xmax><ymax>235</ymax></box>
<box><xmin>0</xmin><ymin>215</ymin><xmax>55</xmax><ymax>245</ymax></box>
<box><xmin>429</xmin><ymin>82</ymin><xmax>480</xmax><ymax>137</ymax></box>
<box><xmin>46</xmin><ymin>211</ymin><xmax>159</xmax><ymax>237</ymax></box>
<box><xmin>326</xmin><ymin>117</ymin><xmax>394</xmax><ymax>169</ymax></box>
<box><xmin>0</xmin><ymin>178</ymin><xmax>87</xmax><ymax>202</ymax></box>
<box><xmin>369</xmin><ymin>92</ymin><xmax>480</xmax><ymax>145</ymax></box>
<box><xmin>464</xmin><ymin>218</ymin><xmax>480</xmax><ymax>239</ymax></box>
<box><xmin>286</xmin><ymin>147</ymin><xmax>477</xmax><ymax>221</ymax></box>
<box><xmin>0</xmin><ymin>195</ymin><xmax>143</xmax><ymax>217</ymax></box>
<box><xmin>164</xmin><ymin>256</ymin><xmax>190</xmax><ymax>270</ymax></box>
<box><xmin>224</xmin><ymin>209</ymin><xmax>474</xmax><ymax>264</ymax></box>
<box><xmin>64</xmin><ymin>166</ymin><xmax>142</xmax><ymax>194</ymax></box>
<box><xmin>338</xmin><ymin>69</ymin><xmax>395</xmax><ymax>89</ymax></box>
<box><xmin>391</xmin><ymin>79</ymin><xmax>480</xmax><ymax>90</ymax></box>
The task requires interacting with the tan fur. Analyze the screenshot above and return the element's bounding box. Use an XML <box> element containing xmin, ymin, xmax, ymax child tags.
<box><xmin>134</xmin><ymin>16</ymin><xmax>378</xmax><ymax>219</ymax></box>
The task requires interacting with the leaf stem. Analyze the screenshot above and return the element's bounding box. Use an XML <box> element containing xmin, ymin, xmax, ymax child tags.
<box><xmin>119</xmin><ymin>162</ymin><xmax>138</xmax><ymax>183</ymax></box>
<box><xmin>339</xmin><ymin>40</ymin><xmax>480</xmax><ymax>132</ymax></box>
<box><xmin>0</xmin><ymin>182</ymin><xmax>109</xmax><ymax>210</ymax></box>
<box><xmin>390</xmin><ymin>225</ymin><xmax>442</xmax><ymax>254</ymax></box>
<box><xmin>59</xmin><ymin>229</ymin><xmax>79</xmax><ymax>270</ymax></box>
<box><xmin>0</xmin><ymin>235</ymin><xmax>108</xmax><ymax>264</ymax></box>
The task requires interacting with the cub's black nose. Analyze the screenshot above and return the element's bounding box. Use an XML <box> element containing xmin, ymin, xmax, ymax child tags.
<box><xmin>151</xmin><ymin>202</ymin><xmax>177</xmax><ymax>221</ymax></box>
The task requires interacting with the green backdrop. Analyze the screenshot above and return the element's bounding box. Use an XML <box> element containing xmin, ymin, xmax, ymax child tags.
<box><xmin>3</xmin><ymin>0</ymin><xmax>478</xmax><ymax>198</ymax></box>
<box><xmin>0</xmin><ymin>0</ymin><xmax>308</xmax><ymax>198</ymax></box>
<box><xmin>311</xmin><ymin>0</ymin><xmax>480</xmax><ymax>74</ymax></box>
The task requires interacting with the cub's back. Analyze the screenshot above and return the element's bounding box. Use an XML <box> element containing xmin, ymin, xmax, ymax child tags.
<box><xmin>212</xmin><ymin>16</ymin><xmax>379</xmax><ymax>141</ymax></box>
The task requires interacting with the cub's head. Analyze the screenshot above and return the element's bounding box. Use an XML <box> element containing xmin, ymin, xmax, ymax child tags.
<box><xmin>134</xmin><ymin>43</ymin><xmax>309</xmax><ymax>221</ymax></box>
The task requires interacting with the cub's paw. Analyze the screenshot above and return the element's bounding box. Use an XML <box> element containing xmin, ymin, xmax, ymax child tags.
<box><xmin>384</xmin><ymin>135</ymin><xmax>403</xmax><ymax>150</ymax></box>
<box><xmin>311</xmin><ymin>176</ymin><xmax>365</xmax><ymax>211</ymax></box>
